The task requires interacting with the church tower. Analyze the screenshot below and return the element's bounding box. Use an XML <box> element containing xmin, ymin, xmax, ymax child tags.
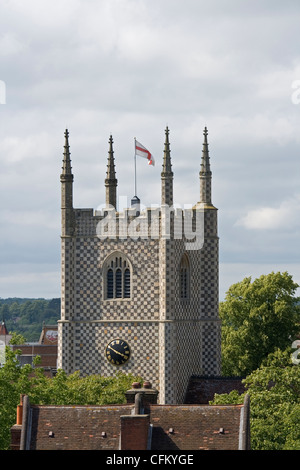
<box><xmin>58</xmin><ymin>127</ymin><xmax>221</xmax><ymax>404</ymax></box>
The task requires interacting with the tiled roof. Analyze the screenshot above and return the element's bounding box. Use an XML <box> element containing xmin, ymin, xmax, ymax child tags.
<box><xmin>11</xmin><ymin>391</ymin><xmax>250</xmax><ymax>451</ymax></box>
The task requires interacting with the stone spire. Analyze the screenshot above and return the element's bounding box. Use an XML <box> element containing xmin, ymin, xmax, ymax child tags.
<box><xmin>60</xmin><ymin>129</ymin><xmax>74</xmax><ymax>236</ymax></box>
<box><xmin>105</xmin><ymin>135</ymin><xmax>118</xmax><ymax>209</ymax></box>
<box><xmin>61</xmin><ymin>129</ymin><xmax>73</xmax><ymax>179</ymax></box>
<box><xmin>199</xmin><ymin>127</ymin><xmax>212</xmax><ymax>205</ymax></box>
<box><xmin>161</xmin><ymin>127</ymin><xmax>173</xmax><ymax>206</ymax></box>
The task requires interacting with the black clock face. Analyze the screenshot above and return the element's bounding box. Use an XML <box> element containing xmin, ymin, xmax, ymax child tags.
<box><xmin>105</xmin><ymin>338</ymin><xmax>131</xmax><ymax>365</ymax></box>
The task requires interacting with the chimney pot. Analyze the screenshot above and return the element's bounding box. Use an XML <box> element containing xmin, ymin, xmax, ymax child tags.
<box><xmin>16</xmin><ymin>395</ymin><xmax>25</xmax><ymax>425</ymax></box>
<box><xmin>132</xmin><ymin>382</ymin><xmax>141</xmax><ymax>389</ymax></box>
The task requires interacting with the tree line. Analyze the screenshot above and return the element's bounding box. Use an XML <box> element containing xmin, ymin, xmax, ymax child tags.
<box><xmin>0</xmin><ymin>298</ymin><xmax>60</xmax><ymax>342</ymax></box>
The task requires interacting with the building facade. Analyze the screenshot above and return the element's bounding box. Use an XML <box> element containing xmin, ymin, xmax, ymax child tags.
<box><xmin>57</xmin><ymin>127</ymin><xmax>221</xmax><ymax>404</ymax></box>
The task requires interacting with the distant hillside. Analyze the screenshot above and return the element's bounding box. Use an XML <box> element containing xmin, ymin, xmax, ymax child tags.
<box><xmin>0</xmin><ymin>298</ymin><xmax>60</xmax><ymax>342</ymax></box>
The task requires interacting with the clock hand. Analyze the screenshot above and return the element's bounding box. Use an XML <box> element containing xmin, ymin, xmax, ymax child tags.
<box><xmin>108</xmin><ymin>346</ymin><xmax>127</xmax><ymax>358</ymax></box>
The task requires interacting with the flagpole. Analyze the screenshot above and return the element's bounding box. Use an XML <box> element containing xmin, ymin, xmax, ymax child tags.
<box><xmin>134</xmin><ymin>137</ymin><xmax>137</xmax><ymax>196</ymax></box>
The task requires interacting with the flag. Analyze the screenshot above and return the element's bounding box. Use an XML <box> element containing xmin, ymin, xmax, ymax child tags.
<box><xmin>135</xmin><ymin>140</ymin><xmax>155</xmax><ymax>166</ymax></box>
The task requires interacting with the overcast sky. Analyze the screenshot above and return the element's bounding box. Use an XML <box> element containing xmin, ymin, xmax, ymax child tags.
<box><xmin>0</xmin><ymin>0</ymin><xmax>300</xmax><ymax>300</ymax></box>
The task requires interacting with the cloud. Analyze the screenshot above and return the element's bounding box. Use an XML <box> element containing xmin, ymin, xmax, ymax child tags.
<box><xmin>0</xmin><ymin>32</ymin><xmax>26</xmax><ymax>57</ymax></box>
<box><xmin>220</xmin><ymin>262</ymin><xmax>300</xmax><ymax>300</ymax></box>
<box><xmin>236</xmin><ymin>194</ymin><xmax>300</xmax><ymax>230</ymax></box>
<box><xmin>0</xmin><ymin>0</ymin><xmax>300</xmax><ymax>298</ymax></box>
<box><xmin>0</xmin><ymin>264</ymin><xmax>60</xmax><ymax>298</ymax></box>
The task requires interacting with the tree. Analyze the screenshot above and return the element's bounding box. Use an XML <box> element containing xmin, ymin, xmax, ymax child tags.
<box><xmin>9</xmin><ymin>332</ymin><xmax>26</xmax><ymax>345</ymax></box>
<box><xmin>220</xmin><ymin>271</ymin><xmax>300</xmax><ymax>376</ymax></box>
<box><xmin>244</xmin><ymin>348</ymin><xmax>300</xmax><ymax>450</ymax></box>
<box><xmin>0</xmin><ymin>298</ymin><xmax>61</xmax><ymax>342</ymax></box>
<box><xmin>0</xmin><ymin>348</ymin><xmax>34</xmax><ymax>450</ymax></box>
<box><xmin>0</xmin><ymin>348</ymin><xmax>143</xmax><ymax>450</ymax></box>
<box><xmin>211</xmin><ymin>348</ymin><xmax>300</xmax><ymax>450</ymax></box>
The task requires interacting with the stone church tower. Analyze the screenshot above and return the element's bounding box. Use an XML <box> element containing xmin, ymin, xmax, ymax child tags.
<box><xmin>58</xmin><ymin>127</ymin><xmax>221</xmax><ymax>404</ymax></box>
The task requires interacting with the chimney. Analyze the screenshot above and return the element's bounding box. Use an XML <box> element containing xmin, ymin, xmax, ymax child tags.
<box><xmin>120</xmin><ymin>414</ymin><xmax>150</xmax><ymax>450</ymax></box>
<box><xmin>17</xmin><ymin>394</ymin><xmax>25</xmax><ymax>425</ymax></box>
<box><xmin>125</xmin><ymin>381</ymin><xmax>158</xmax><ymax>413</ymax></box>
<box><xmin>10</xmin><ymin>395</ymin><xmax>25</xmax><ymax>450</ymax></box>
<box><xmin>121</xmin><ymin>381</ymin><xmax>157</xmax><ymax>450</ymax></box>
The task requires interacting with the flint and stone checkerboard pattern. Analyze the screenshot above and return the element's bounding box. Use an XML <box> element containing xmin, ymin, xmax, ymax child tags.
<box><xmin>58</xmin><ymin>203</ymin><xmax>221</xmax><ymax>404</ymax></box>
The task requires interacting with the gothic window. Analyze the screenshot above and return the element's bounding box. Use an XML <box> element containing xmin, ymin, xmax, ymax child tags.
<box><xmin>107</xmin><ymin>269</ymin><xmax>114</xmax><ymax>298</ymax></box>
<box><xmin>180</xmin><ymin>253</ymin><xmax>190</xmax><ymax>300</ymax></box>
<box><xmin>124</xmin><ymin>268</ymin><xmax>130</xmax><ymax>298</ymax></box>
<box><xmin>104</xmin><ymin>253</ymin><xmax>131</xmax><ymax>299</ymax></box>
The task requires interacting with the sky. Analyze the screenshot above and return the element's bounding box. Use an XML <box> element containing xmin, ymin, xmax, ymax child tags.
<box><xmin>0</xmin><ymin>0</ymin><xmax>300</xmax><ymax>300</ymax></box>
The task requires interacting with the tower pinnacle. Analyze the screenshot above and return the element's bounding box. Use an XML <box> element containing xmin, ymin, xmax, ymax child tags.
<box><xmin>60</xmin><ymin>129</ymin><xmax>74</xmax><ymax>236</ymax></box>
<box><xmin>61</xmin><ymin>129</ymin><xmax>73</xmax><ymax>180</ymax></box>
<box><xmin>105</xmin><ymin>135</ymin><xmax>118</xmax><ymax>209</ymax></box>
<box><xmin>199</xmin><ymin>126</ymin><xmax>212</xmax><ymax>205</ymax></box>
<box><xmin>161</xmin><ymin>127</ymin><xmax>173</xmax><ymax>206</ymax></box>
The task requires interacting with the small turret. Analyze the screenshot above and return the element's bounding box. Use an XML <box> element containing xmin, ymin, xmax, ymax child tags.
<box><xmin>199</xmin><ymin>127</ymin><xmax>212</xmax><ymax>206</ymax></box>
<box><xmin>60</xmin><ymin>129</ymin><xmax>74</xmax><ymax>236</ymax></box>
<box><xmin>61</xmin><ymin>129</ymin><xmax>73</xmax><ymax>180</ymax></box>
<box><xmin>105</xmin><ymin>135</ymin><xmax>118</xmax><ymax>209</ymax></box>
<box><xmin>161</xmin><ymin>127</ymin><xmax>173</xmax><ymax>206</ymax></box>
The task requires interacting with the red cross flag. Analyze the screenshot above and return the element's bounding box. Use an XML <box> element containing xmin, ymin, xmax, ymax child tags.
<box><xmin>135</xmin><ymin>140</ymin><xmax>155</xmax><ymax>166</ymax></box>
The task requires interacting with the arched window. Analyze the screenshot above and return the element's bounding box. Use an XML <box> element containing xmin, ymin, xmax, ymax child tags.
<box><xmin>124</xmin><ymin>268</ymin><xmax>130</xmax><ymax>298</ymax></box>
<box><xmin>180</xmin><ymin>253</ymin><xmax>190</xmax><ymax>300</ymax></box>
<box><xmin>107</xmin><ymin>269</ymin><xmax>114</xmax><ymax>298</ymax></box>
<box><xmin>104</xmin><ymin>253</ymin><xmax>131</xmax><ymax>299</ymax></box>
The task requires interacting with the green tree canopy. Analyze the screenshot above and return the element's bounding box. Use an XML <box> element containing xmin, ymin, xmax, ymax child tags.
<box><xmin>0</xmin><ymin>348</ymin><xmax>143</xmax><ymax>450</ymax></box>
<box><xmin>244</xmin><ymin>348</ymin><xmax>300</xmax><ymax>450</ymax></box>
<box><xmin>211</xmin><ymin>348</ymin><xmax>300</xmax><ymax>450</ymax></box>
<box><xmin>9</xmin><ymin>332</ymin><xmax>26</xmax><ymax>345</ymax></box>
<box><xmin>220</xmin><ymin>271</ymin><xmax>300</xmax><ymax>376</ymax></box>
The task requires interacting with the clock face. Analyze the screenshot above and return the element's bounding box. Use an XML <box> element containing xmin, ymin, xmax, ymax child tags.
<box><xmin>105</xmin><ymin>338</ymin><xmax>131</xmax><ymax>366</ymax></box>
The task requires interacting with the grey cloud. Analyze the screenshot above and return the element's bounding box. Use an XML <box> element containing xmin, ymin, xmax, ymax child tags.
<box><xmin>0</xmin><ymin>0</ymin><xmax>300</xmax><ymax>297</ymax></box>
